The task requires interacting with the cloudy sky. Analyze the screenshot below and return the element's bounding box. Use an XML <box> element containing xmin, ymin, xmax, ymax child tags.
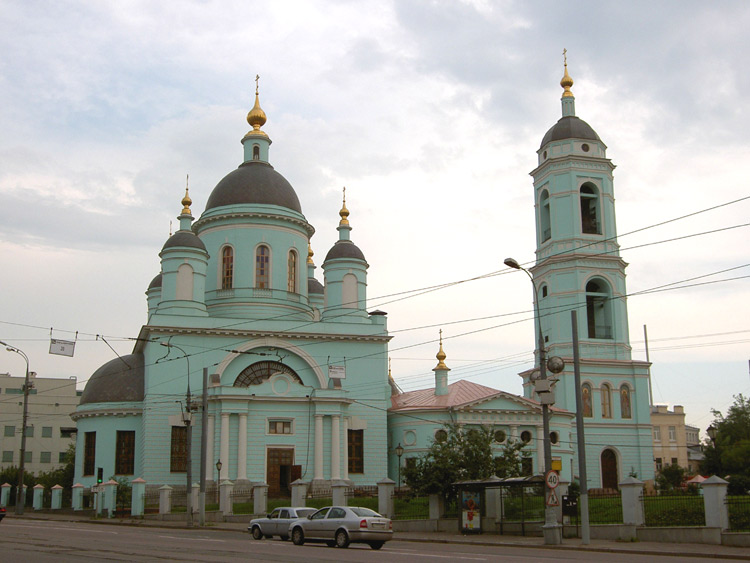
<box><xmin>1</xmin><ymin>0</ymin><xmax>748</xmax><ymax>435</ymax></box>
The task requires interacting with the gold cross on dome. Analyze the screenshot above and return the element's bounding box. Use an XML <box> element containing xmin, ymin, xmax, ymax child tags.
<box><xmin>563</xmin><ymin>48</ymin><xmax>568</xmax><ymax>66</ymax></box>
<box><xmin>255</xmin><ymin>74</ymin><xmax>260</xmax><ymax>95</ymax></box>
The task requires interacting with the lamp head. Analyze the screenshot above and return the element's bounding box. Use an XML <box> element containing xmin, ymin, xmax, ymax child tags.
<box><xmin>216</xmin><ymin>459</ymin><xmax>222</xmax><ymax>472</ymax></box>
<box><xmin>395</xmin><ymin>443</ymin><xmax>404</xmax><ymax>457</ymax></box>
<box><xmin>504</xmin><ymin>258</ymin><xmax>521</xmax><ymax>270</ymax></box>
<box><xmin>706</xmin><ymin>425</ymin><xmax>717</xmax><ymax>441</ymax></box>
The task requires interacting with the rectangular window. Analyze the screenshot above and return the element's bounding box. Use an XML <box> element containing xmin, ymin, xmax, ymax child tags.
<box><xmin>671</xmin><ymin>457</ymin><xmax>678</xmax><ymax>466</ymax></box>
<box><xmin>25</xmin><ymin>426</ymin><xmax>34</xmax><ymax>438</ymax></box>
<box><xmin>170</xmin><ymin>426</ymin><xmax>187</xmax><ymax>472</ymax></box>
<box><xmin>42</xmin><ymin>426</ymin><xmax>53</xmax><ymax>438</ymax></box>
<box><xmin>653</xmin><ymin>426</ymin><xmax>661</xmax><ymax>441</ymax></box>
<box><xmin>268</xmin><ymin>420</ymin><xmax>292</xmax><ymax>434</ymax></box>
<box><xmin>655</xmin><ymin>457</ymin><xmax>662</xmax><ymax>471</ymax></box>
<box><xmin>60</xmin><ymin>427</ymin><xmax>76</xmax><ymax>439</ymax></box>
<box><xmin>24</xmin><ymin>451</ymin><xmax>32</xmax><ymax>463</ymax></box>
<box><xmin>40</xmin><ymin>451</ymin><xmax>51</xmax><ymax>463</ymax></box>
<box><xmin>668</xmin><ymin>426</ymin><xmax>676</xmax><ymax>441</ymax></box>
<box><xmin>5</xmin><ymin>387</ymin><xmax>23</xmax><ymax>394</ymax></box>
<box><xmin>2</xmin><ymin>451</ymin><xmax>12</xmax><ymax>462</ymax></box>
<box><xmin>115</xmin><ymin>431</ymin><xmax>136</xmax><ymax>475</ymax></box>
<box><xmin>84</xmin><ymin>431</ymin><xmax>96</xmax><ymax>476</ymax></box>
<box><xmin>59</xmin><ymin>452</ymin><xmax>67</xmax><ymax>463</ymax></box>
<box><xmin>348</xmin><ymin>429</ymin><xmax>364</xmax><ymax>474</ymax></box>
<box><xmin>4</xmin><ymin>425</ymin><xmax>14</xmax><ymax>437</ymax></box>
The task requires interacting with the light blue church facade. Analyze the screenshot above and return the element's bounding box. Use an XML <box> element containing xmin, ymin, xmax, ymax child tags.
<box><xmin>73</xmin><ymin>63</ymin><xmax>654</xmax><ymax>494</ymax></box>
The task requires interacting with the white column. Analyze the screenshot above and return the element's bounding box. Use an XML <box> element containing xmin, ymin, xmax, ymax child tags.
<box><xmin>206</xmin><ymin>415</ymin><xmax>215</xmax><ymax>480</ymax></box>
<box><xmin>331</xmin><ymin>414</ymin><xmax>341</xmax><ymax>480</ymax></box>
<box><xmin>238</xmin><ymin>413</ymin><xmax>248</xmax><ymax>481</ymax></box>
<box><xmin>220</xmin><ymin>413</ymin><xmax>230</xmax><ymax>480</ymax></box>
<box><xmin>314</xmin><ymin>415</ymin><xmax>324</xmax><ymax>480</ymax></box>
<box><xmin>536</xmin><ymin>424</ymin><xmax>545</xmax><ymax>474</ymax></box>
<box><xmin>343</xmin><ymin>417</ymin><xmax>349</xmax><ymax>481</ymax></box>
<box><xmin>510</xmin><ymin>424</ymin><xmax>519</xmax><ymax>441</ymax></box>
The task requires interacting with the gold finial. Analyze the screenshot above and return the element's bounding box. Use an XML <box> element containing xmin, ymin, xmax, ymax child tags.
<box><xmin>181</xmin><ymin>174</ymin><xmax>192</xmax><ymax>215</ymax></box>
<box><xmin>339</xmin><ymin>186</ymin><xmax>350</xmax><ymax>226</ymax></box>
<box><xmin>307</xmin><ymin>242</ymin><xmax>314</xmax><ymax>265</ymax></box>
<box><xmin>246</xmin><ymin>74</ymin><xmax>268</xmax><ymax>136</ymax></box>
<box><xmin>561</xmin><ymin>48</ymin><xmax>574</xmax><ymax>98</ymax></box>
<box><xmin>435</xmin><ymin>329</ymin><xmax>448</xmax><ymax>370</ymax></box>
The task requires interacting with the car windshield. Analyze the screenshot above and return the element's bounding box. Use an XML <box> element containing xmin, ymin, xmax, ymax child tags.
<box><xmin>350</xmin><ymin>507</ymin><xmax>381</xmax><ymax>517</ymax></box>
<box><xmin>296</xmin><ymin>508</ymin><xmax>315</xmax><ymax>518</ymax></box>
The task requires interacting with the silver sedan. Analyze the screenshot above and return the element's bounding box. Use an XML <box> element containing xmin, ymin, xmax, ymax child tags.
<box><xmin>289</xmin><ymin>506</ymin><xmax>393</xmax><ymax>549</ymax></box>
<box><xmin>248</xmin><ymin>506</ymin><xmax>316</xmax><ymax>540</ymax></box>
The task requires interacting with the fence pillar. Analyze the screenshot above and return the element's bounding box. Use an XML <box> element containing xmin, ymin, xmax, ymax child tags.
<box><xmin>33</xmin><ymin>484</ymin><xmax>44</xmax><ymax>510</ymax></box>
<box><xmin>159</xmin><ymin>485</ymin><xmax>173</xmax><ymax>515</ymax></box>
<box><xmin>72</xmin><ymin>483</ymin><xmax>84</xmax><ymax>511</ymax></box>
<box><xmin>21</xmin><ymin>484</ymin><xmax>27</xmax><ymax>508</ymax></box>
<box><xmin>429</xmin><ymin>494</ymin><xmax>445</xmax><ymax>520</ymax></box>
<box><xmin>251</xmin><ymin>482</ymin><xmax>267</xmax><ymax>516</ymax></box>
<box><xmin>332</xmin><ymin>480</ymin><xmax>348</xmax><ymax>507</ymax></box>
<box><xmin>291</xmin><ymin>479</ymin><xmax>308</xmax><ymax>507</ymax></box>
<box><xmin>377</xmin><ymin>478</ymin><xmax>395</xmax><ymax>518</ymax></box>
<box><xmin>191</xmin><ymin>483</ymin><xmax>200</xmax><ymax>514</ymax></box>
<box><xmin>220</xmin><ymin>480</ymin><xmax>234</xmax><ymax>516</ymax></box>
<box><xmin>131</xmin><ymin>478</ymin><xmax>146</xmax><ymax>517</ymax></box>
<box><xmin>103</xmin><ymin>479</ymin><xmax>118</xmax><ymax>518</ymax></box>
<box><xmin>1</xmin><ymin>483</ymin><xmax>11</xmax><ymax>507</ymax></box>
<box><xmin>51</xmin><ymin>485</ymin><xmax>63</xmax><ymax>510</ymax></box>
<box><xmin>619</xmin><ymin>476</ymin><xmax>645</xmax><ymax>526</ymax></box>
<box><xmin>702</xmin><ymin>475</ymin><xmax>729</xmax><ymax>531</ymax></box>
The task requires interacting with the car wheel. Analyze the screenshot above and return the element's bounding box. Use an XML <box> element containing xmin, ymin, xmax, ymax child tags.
<box><xmin>369</xmin><ymin>541</ymin><xmax>385</xmax><ymax>550</ymax></box>
<box><xmin>251</xmin><ymin>526</ymin><xmax>263</xmax><ymax>540</ymax></box>
<box><xmin>335</xmin><ymin>529</ymin><xmax>350</xmax><ymax>549</ymax></box>
<box><xmin>292</xmin><ymin>527</ymin><xmax>305</xmax><ymax>546</ymax></box>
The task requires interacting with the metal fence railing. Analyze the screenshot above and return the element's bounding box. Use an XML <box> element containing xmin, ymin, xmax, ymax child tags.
<box><xmin>497</xmin><ymin>484</ymin><xmax>545</xmax><ymax>535</ymax></box>
<box><xmin>726</xmin><ymin>495</ymin><xmax>750</xmax><ymax>532</ymax></box>
<box><xmin>391</xmin><ymin>491</ymin><xmax>429</xmax><ymax>520</ymax></box>
<box><xmin>305</xmin><ymin>485</ymin><xmax>332</xmax><ymax>509</ymax></box>
<box><xmin>642</xmin><ymin>491</ymin><xmax>705</xmax><ymax>527</ymax></box>
<box><xmin>345</xmin><ymin>486</ymin><xmax>379</xmax><ymax>511</ymax></box>
<box><xmin>230</xmin><ymin>486</ymin><xmax>254</xmax><ymax>514</ymax></box>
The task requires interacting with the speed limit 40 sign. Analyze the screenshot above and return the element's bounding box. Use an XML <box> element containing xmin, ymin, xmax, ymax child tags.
<box><xmin>545</xmin><ymin>470</ymin><xmax>560</xmax><ymax>489</ymax></box>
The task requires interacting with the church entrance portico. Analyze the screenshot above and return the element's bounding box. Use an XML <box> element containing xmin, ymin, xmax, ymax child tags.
<box><xmin>267</xmin><ymin>447</ymin><xmax>300</xmax><ymax>496</ymax></box>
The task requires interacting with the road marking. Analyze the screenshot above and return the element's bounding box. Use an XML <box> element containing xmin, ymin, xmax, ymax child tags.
<box><xmin>6</xmin><ymin>523</ymin><xmax>118</xmax><ymax>534</ymax></box>
<box><xmin>158</xmin><ymin>535</ymin><xmax>225</xmax><ymax>542</ymax></box>
<box><xmin>385</xmin><ymin>551</ymin><xmax>486</xmax><ymax>561</ymax></box>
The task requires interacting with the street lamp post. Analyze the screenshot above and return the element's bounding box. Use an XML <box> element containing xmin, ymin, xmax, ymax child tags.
<box><xmin>395</xmin><ymin>443</ymin><xmax>404</xmax><ymax>491</ymax></box>
<box><xmin>215</xmin><ymin>460</ymin><xmax>222</xmax><ymax>505</ymax></box>
<box><xmin>503</xmin><ymin>258</ymin><xmax>561</xmax><ymax>544</ymax></box>
<box><xmin>0</xmin><ymin>341</ymin><xmax>31</xmax><ymax>515</ymax></box>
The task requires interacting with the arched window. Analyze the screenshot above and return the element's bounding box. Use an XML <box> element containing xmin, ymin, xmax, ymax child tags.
<box><xmin>287</xmin><ymin>250</ymin><xmax>297</xmax><ymax>293</ymax></box>
<box><xmin>620</xmin><ymin>384</ymin><xmax>632</xmax><ymax>419</ymax></box>
<box><xmin>540</xmin><ymin>189</ymin><xmax>551</xmax><ymax>242</ymax></box>
<box><xmin>221</xmin><ymin>246</ymin><xmax>233</xmax><ymax>289</ymax></box>
<box><xmin>580</xmin><ymin>184</ymin><xmax>601</xmax><ymax>234</ymax></box>
<box><xmin>255</xmin><ymin>245</ymin><xmax>270</xmax><ymax>288</ymax></box>
<box><xmin>601</xmin><ymin>384</ymin><xmax>612</xmax><ymax>419</ymax></box>
<box><xmin>586</xmin><ymin>279</ymin><xmax>613</xmax><ymax>339</ymax></box>
<box><xmin>176</xmin><ymin>264</ymin><xmax>193</xmax><ymax>300</ymax></box>
<box><xmin>342</xmin><ymin>273</ymin><xmax>357</xmax><ymax>308</ymax></box>
<box><xmin>582</xmin><ymin>383</ymin><xmax>593</xmax><ymax>418</ymax></box>
<box><xmin>253</xmin><ymin>144</ymin><xmax>260</xmax><ymax>160</ymax></box>
<box><xmin>234</xmin><ymin>361</ymin><xmax>302</xmax><ymax>387</ymax></box>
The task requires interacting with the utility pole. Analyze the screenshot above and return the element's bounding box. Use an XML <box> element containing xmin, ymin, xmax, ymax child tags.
<box><xmin>185</xmin><ymin>387</ymin><xmax>194</xmax><ymax>527</ymax></box>
<box><xmin>199</xmin><ymin>367</ymin><xmax>208</xmax><ymax>526</ymax></box>
<box><xmin>571</xmin><ymin>310</ymin><xmax>590</xmax><ymax>544</ymax></box>
<box><xmin>0</xmin><ymin>341</ymin><xmax>31</xmax><ymax>515</ymax></box>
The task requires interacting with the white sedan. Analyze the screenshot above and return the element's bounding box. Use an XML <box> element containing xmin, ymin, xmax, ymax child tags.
<box><xmin>289</xmin><ymin>506</ymin><xmax>393</xmax><ymax>549</ymax></box>
<box><xmin>248</xmin><ymin>506</ymin><xmax>317</xmax><ymax>540</ymax></box>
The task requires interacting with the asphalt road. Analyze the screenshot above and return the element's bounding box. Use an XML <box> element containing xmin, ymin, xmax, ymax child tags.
<box><xmin>2</xmin><ymin>520</ymin><xmax>717</xmax><ymax>562</ymax></box>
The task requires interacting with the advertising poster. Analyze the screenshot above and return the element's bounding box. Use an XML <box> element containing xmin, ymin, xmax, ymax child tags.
<box><xmin>461</xmin><ymin>490</ymin><xmax>481</xmax><ymax>531</ymax></box>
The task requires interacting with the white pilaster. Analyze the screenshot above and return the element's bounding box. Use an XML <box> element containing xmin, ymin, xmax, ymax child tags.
<box><xmin>238</xmin><ymin>413</ymin><xmax>248</xmax><ymax>480</ymax></box>
<box><xmin>206</xmin><ymin>414</ymin><xmax>215</xmax><ymax>480</ymax></box>
<box><xmin>331</xmin><ymin>414</ymin><xmax>341</xmax><ymax>480</ymax></box>
<box><xmin>343</xmin><ymin>416</ymin><xmax>349</xmax><ymax>480</ymax></box>
<box><xmin>220</xmin><ymin>412</ymin><xmax>230</xmax><ymax>480</ymax></box>
<box><xmin>314</xmin><ymin>414</ymin><xmax>324</xmax><ymax>480</ymax></box>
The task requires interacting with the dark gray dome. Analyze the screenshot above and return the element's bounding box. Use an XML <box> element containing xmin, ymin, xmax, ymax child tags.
<box><xmin>540</xmin><ymin>116</ymin><xmax>600</xmax><ymax>148</ymax></box>
<box><xmin>325</xmin><ymin>240</ymin><xmax>366</xmax><ymax>262</ymax></box>
<box><xmin>148</xmin><ymin>273</ymin><xmax>162</xmax><ymax>290</ymax></box>
<box><xmin>205</xmin><ymin>161</ymin><xmax>302</xmax><ymax>213</ymax></box>
<box><xmin>162</xmin><ymin>230</ymin><xmax>206</xmax><ymax>252</ymax></box>
<box><xmin>80</xmin><ymin>353</ymin><xmax>145</xmax><ymax>405</ymax></box>
<box><xmin>308</xmin><ymin>277</ymin><xmax>324</xmax><ymax>295</ymax></box>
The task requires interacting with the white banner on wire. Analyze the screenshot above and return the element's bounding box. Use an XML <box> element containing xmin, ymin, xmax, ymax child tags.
<box><xmin>49</xmin><ymin>339</ymin><xmax>76</xmax><ymax>357</ymax></box>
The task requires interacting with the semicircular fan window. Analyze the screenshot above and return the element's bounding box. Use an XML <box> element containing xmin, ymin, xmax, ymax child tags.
<box><xmin>234</xmin><ymin>361</ymin><xmax>302</xmax><ymax>387</ymax></box>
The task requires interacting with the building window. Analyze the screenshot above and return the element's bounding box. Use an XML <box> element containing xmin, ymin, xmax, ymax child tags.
<box><xmin>540</xmin><ymin>189</ymin><xmax>551</xmax><ymax>242</ymax></box>
<box><xmin>115</xmin><ymin>431</ymin><xmax>135</xmax><ymax>475</ymax></box>
<box><xmin>653</xmin><ymin>426</ymin><xmax>661</xmax><ymax>441</ymax></box>
<box><xmin>668</xmin><ymin>426</ymin><xmax>676</xmax><ymax>442</ymax></box>
<box><xmin>84</xmin><ymin>431</ymin><xmax>96</xmax><ymax>476</ymax></box>
<box><xmin>287</xmin><ymin>250</ymin><xmax>297</xmax><ymax>293</ymax></box>
<box><xmin>2</xmin><ymin>451</ymin><xmax>12</xmax><ymax>462</ymax></box>
<box><xmin>541</xmin><ymin>285</ymin><xmax>548</xmax><ymax>298</ymax></box>
<box><xmin>342</xmin><ymin>273</ymin><xmax>357</xmax><ymax>308</ymax></box>
<box><xmin>5</xmin><ymin>387</ymin><xmax>23</xmax><ymax>394</ymax></box>
<box><xmin>671</xmin><ymin>457</ymin><xmax>678</xmax><ymax>466</ymax></box>
<box><xmin>256</xmin><ymin>245</ymin><xmax>270</xmax><ymax>288</ymax></box>
<box><xmin>4</xmin><ymin>425</ymin><xmax>14</xmax><ymax>437</ymax></box>
<box><xmin>582</xmin><ymin>383</ymin><xmax>593</xmax><ymax>417</ymax></box>
<box><xmin>25</xmin><ymin>426</ymin><xmax>34</xmax><ymax>438</ymax></box>
<box><xmin>580</xmin><ymin>183</ymin><xmax>601</xmax><ymax>234</ymax></box>
<box><xmin>42</xmin><ymin>426</ymin><xmax>53</xmax><ymax>438</ymax></box>
<box><xmin>348</xmin><ymin>429</ymin><xmax>364</xmax><ymax>474</ymax></box>
<box><xmin>25</xmin><ymin>451</ymin><xmax>32</xmax><ymax>463</ymax></box>
<box><xmin>170</xmin><ymin>426</ymin><xmax>187</xmax><ymax>473</ymax></box>
<box><xmin>521</xmin><ymin>457</ymin><xmax>533</xmax><ymax>476</ymax></box>
<box><xmin>176</xmin><ymin>263</ymin><xmax>194</xmax><ymax>300</ymax></box>
<box><xmin>494</xmin><ymin>430</ymin><xmax>506</xmax><ymax>443</ymax></box>
<box><xmin>586</xmin><ymin>279</ymin><xmax>613</xmax><ymax>339</ymax></box>
<box><xmin>253</xmin><ymin>144</ymin><xmax>260</xmax><ymax>160</ymax></box>
<box><xmin>601</xmin><ymin>384</ymin><xmax>612</xmax><ymax>419</ymax></box>
<box><xmin>234</xmin><ymin>361</ymin><xmax>302</xmax><ymax>387</ymax></box>
<box><xmin>520</xmin><ymin>430</ymin><xmax>532</xmax><ymax>443</ymax></box>
<box><xmin>221</xmin><ymin>246</ymin><xmax>233</xmax><ymax>289</ymax></box>
<box><xmin>59</xmin><ymin>452</ymin><xmax>67</xmax><ymax>463</ymax></box>
<box><xmin>550</xmin><ymin>431</ymin><xmax>559</xmax><ymax>445</ymax></box>
<box><xmin>620</xmin><ymin>385</ymin><xmax>632</xmax><ymax>419</ymax></box>
<box><xmin>40</xmin><ymin>452</ymin><xmax>51</xmax><ymax>464</ymax></box>
<box><xmin>435</xmin><ymin>429</ymin><xmax>448</xmax><ymax>443</ymax></box>
<box><xmin>60</xmin><ymin>427</ymin><xmax>76</xmax><ymax>439</ymax></box>
<box><xmin>655</xmin><ymin>457</ymin><xmax>663</xmax><ymax>471</ymax></box>
<box><xmin>268</xmin><ymin>420</ymin><xmax>292</xmax><ymax>434</ymax></box>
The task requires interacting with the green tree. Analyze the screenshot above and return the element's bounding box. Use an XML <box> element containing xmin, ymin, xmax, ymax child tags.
<box><xmin>655</xmin><ymin>463</ymin><xmax>687</xmax><ymax>491</ymax></box>
<box><xmin>493</xmin><ymin>439</ymin><xmax>529</xmax><ymax>478</ymax></box>
<box><xmin>700</xmin><ymin>394</ymin><xmax>750</xmax><ymax>494</ymax></box>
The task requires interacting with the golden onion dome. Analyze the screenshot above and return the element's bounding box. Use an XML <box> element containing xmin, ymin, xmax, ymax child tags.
<box><xmin>339</xmin><ymin>187</ymin><xmax>350</xmax><ymax>226</ymax></box>
<box><xmin>560</xmin><ymin>49</ymin><xmax>574</xmax><ymax>98</ymax></box>
<box><xmin>245</xmin><ymin>75</ymin><xmax>268</xmax><ymax>138</ymax></box>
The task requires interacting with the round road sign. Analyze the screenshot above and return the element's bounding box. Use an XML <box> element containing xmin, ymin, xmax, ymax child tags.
<box><xmin>545</xmin><ymin>470</ymin><xmax>560</xmax><ymax>489</ymax></box>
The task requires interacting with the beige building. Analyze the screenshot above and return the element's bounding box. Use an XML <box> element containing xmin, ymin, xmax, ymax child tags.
<box><xmin>0</xmin><ymin>372</ymin><xmax>80</xmax><ymax>474</ymax></box>
<box><xmin>685</xmin><ymin>424</ymin><xmax>704</xmax><ymax>474</ymax></box>
<box><xmin>651</xmin><ymin>404</ymin><xmax>690</xmax><ymax>473</ymax></box>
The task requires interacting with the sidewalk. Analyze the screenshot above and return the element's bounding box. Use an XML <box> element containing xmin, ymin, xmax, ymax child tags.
<box><xmin>6</xmin><ymin>511</ymin><xmax>750</xmax><ymax>560</ymax></box>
